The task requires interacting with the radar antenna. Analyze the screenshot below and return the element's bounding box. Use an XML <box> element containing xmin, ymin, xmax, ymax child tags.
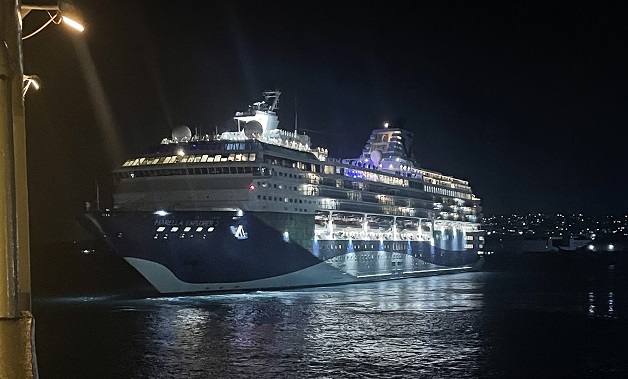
<box><xmin>262</xmin><ymin>90</ymin><xmax>281</xmax><ymax>111</ymax></box>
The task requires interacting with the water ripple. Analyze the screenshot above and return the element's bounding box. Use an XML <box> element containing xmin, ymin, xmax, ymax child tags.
<box><xmin>33</xmin><ymin>271</ymin><xmax>628</xmax><ymax>378</ymax></box>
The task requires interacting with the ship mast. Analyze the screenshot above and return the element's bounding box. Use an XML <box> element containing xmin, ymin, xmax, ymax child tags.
<box><xmin>262</xmin><ymin>90</ymin><xmax>281</xmax><ymax>111</ymax></box>
<box><xmin>294</xmin><ymin>94</ymin><xmax>298</xmax><ymax>134</ymax></box>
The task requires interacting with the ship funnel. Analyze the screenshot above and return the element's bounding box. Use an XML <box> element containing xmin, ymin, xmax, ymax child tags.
<box><xmin>358</xmin><ymin>127</ymin><xmax>417</xmax><ymax>169</ymax></box>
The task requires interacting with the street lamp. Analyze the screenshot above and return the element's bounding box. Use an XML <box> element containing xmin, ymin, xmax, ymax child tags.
<box><xmin>1</xmin><ymin>1</ymin><xmax>84</xmax><ymax>377</ymax></box>
<box><xmin>20</xmin><ymin>2</ymin><xmax>85</xmax><ymax>96</ymax></box>
<box><xmin>21</xmin><ymin>1</ymin><xmax>85</xmax><ymax>39</ymax></box>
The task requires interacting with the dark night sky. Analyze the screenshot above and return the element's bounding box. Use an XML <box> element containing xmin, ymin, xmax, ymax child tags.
<box><xmin>21</xmin><ymin>1</ymin><xmax>627</xmax><ymax>244</ymax></box>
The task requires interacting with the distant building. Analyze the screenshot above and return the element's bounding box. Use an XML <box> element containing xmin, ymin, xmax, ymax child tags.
<box><xmin>483</xmin><ymin>213</ymin><xmax>627</xmax><ymax>253</ymax></box>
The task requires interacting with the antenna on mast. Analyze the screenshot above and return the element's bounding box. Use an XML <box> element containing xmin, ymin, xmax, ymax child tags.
<box><xmin>294</xmin><ymin>94</ymin><xmax>298</xmax><ymax>134</ymax></box>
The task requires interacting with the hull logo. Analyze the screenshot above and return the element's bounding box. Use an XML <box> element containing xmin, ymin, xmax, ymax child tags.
<box><xmin>230</xmin><ymin>225</ymin><xmax>248</xmax><ymax>240</ymax></box>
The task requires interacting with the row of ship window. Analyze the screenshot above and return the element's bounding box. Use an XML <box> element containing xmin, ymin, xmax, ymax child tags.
<box><xmin>123</xmin><ymin>150</ymin><xmax>472</xmax><ymax>200</ymax></box>
<box><xmin>116</xmin><ymin>165</ymin><xmax>307</xmax><ymax>180</ymax></box>
<box><xmin>115</xmin><ymin>167</ymin><xmax>470</xmax><ymax>216</ymax></box>
<box><xmin>154</xmin><ymin>141</ymin><xmax>259</xmax><ymax>155</ymax></box>
<box><xmin>156</xmin><ymin>226</ymin><xmax>215</xmax><ymax>233</ymax></box>
<box><xmin>257</xmin><ymin>181</ymin><xmax>299</xmax><ymax>191</ymax></box>
<box><xmin>287</xmin><ymin>166</ymin><xmax>472</xmax><ymax>205</ymax></box>
<box><xmin>257</xmin><ymin>181</ymin><xmax>431</xmax><ymax>212</ymax></box>
<box><xmin>122</xmin><ymin>152</ymin><xmax>257</xmax><ymax>166</ymax></box>
<box><xmin>118</xmin><ymin>160</ymin><xmax>474</xmax><ymax>214</ymax></box>
<box><xmin>153</xmin><ymin>226</ymin><xmax>216</xmax><ymax>240</ymax></box>
<box><xmin>114</xmin><ymin>166</ymin><xmax>264</xmax><ymax>179</ymax></box>
<box><xmin>153</xmin><ymin>233</ymin><xmax>209</xmax><ymax>240</ymax></box>
<box><xmin>424</xmin><ymin>185</ymin><xmax>470</xmax><ymax>199</ymax></box>
<box><xmin>117</xmin><ymin>172</ymin><xmax>473</xmax><ymax>219</ymax></box>
<box><xmin>124</xmin><ymin>151</ymin><xmax>436</xmax><ymax>198</ymax></box>
<box><xmin>256</xmin><ymin>195</ymin><xmax>315</xmax><ymax>205</ymax></box>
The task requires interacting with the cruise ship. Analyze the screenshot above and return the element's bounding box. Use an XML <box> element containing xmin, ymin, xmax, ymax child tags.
<box><xmin>85</xmin><ymin>90</ymin><xmax>485</xmax><ymax>294</ymax></box>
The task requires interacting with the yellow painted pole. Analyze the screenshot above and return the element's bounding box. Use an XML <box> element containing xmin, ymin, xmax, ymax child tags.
<box><xmin>0</xmin><ymin>0</ymin><xmax>37</xmax><ymax>377</ymax></box>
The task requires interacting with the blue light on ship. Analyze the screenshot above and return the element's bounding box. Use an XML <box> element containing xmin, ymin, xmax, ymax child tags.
<box><xmin>313</xmin><ymin>237</ymin><xmax>320</xmax><ymax>257</ymax></box>
<box><xmin>344</xmin><ymin>168</ymin><xmax>364</xmax><ymax>180</ymax></box>
<box><xmin>348</xmin><ymin>238</ymin><xmax>355</xmax><ymax>253</ymax></box>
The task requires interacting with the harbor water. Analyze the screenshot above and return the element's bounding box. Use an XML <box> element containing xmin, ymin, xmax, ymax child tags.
<box><xmin>31</xmin><ymin>257</ymin><xmax>628</xmax><ymax>379</ymax></box>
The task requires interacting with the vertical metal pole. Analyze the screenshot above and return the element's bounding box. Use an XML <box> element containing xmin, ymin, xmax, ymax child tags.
<box><xmin>0</xmin><ymin>0</ymin><xmax>21</xmax><ymax>321</ymax></box>
<box><xmin>13</xmin><ymin>1</ymin><xmax>32</xmax><ymax>314</ymax></box>
<box><xmin>0</xmin><ymin>0</ymin><xmax>37</xmax><ymax>377</ymax></box>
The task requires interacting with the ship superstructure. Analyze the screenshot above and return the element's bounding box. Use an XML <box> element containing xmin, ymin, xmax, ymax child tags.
<box><xmin>86</xmin><ymin>90</ymin><xmax>484</xmax><ymax>294</ymax></box>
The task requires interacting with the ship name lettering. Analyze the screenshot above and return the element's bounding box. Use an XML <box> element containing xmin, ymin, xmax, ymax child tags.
<box><xmin>184</xmin><ymin>220</ymin><xmax>212</xmax><ymax>227</ymax></box>
<box><xmin>154</xmin><ymin>219</ymin><xmax>183</xmax><ymax>226</ymax></box>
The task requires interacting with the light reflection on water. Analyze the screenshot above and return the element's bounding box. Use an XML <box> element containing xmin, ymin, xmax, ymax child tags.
<box><xmin>128</xmin><ymin>275</ymin><xmax>486</xmax><ymax>378</ymax></box>
<box><xmin>34</xmin><ymin>270</ymin><xmax>628</xmax><ymax>378</ymax></box>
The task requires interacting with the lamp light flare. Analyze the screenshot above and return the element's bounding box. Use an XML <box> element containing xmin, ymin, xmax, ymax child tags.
<box><xmin>62</xmin><ymin>15</ymin><xmax>84</xmax><ymax>32</ymax></box>
<box><xmin>23</xmin><ymin>75</ymin><xmax>42</xmax><ymax>98</ymax></box>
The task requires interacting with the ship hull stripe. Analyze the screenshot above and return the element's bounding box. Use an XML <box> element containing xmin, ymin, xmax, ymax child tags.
<box><xmin>125</xmin><ymin>257</ymin><xmax>479</xmax><ymax>294</ymax></box>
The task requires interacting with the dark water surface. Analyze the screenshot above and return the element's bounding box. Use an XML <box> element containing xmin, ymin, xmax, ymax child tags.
<box><xmin>33</xmin><ymin>266</ymin><xmax>628</xmax><ymax>378</ymax></box>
